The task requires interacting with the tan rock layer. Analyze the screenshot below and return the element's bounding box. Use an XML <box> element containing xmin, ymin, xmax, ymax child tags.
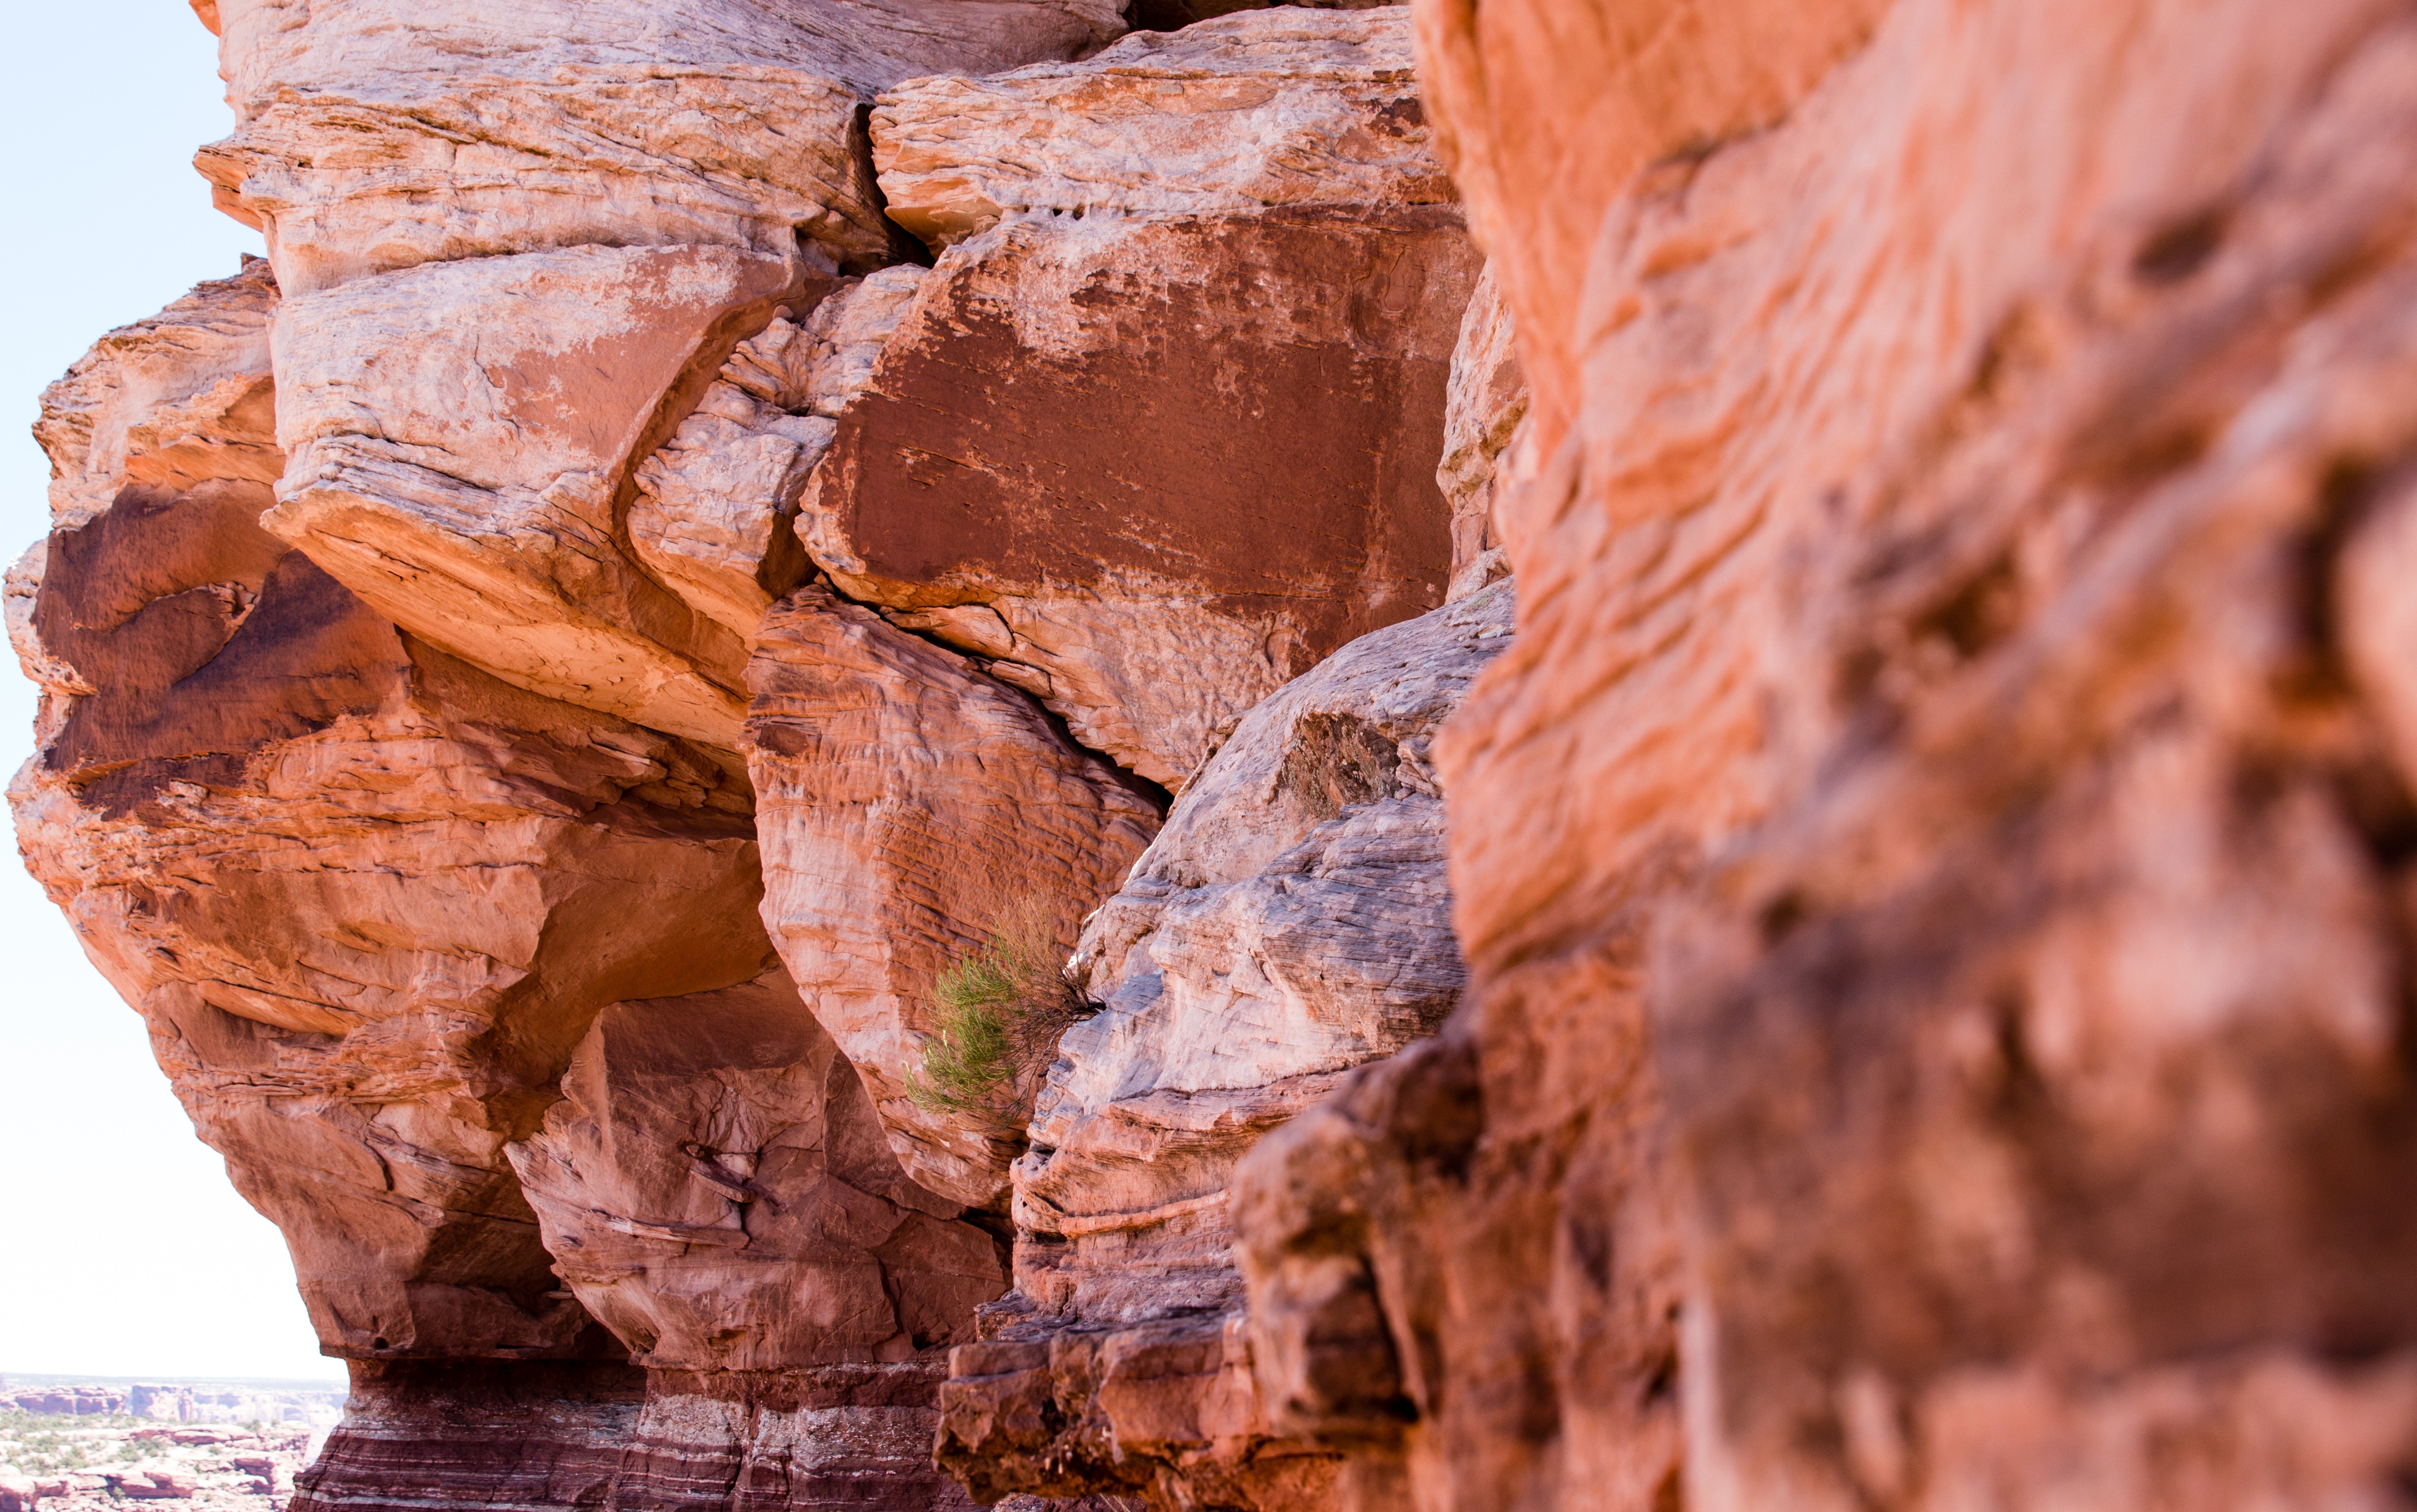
<box><xmin>263</xmin><ymin>242</ymin><xmax>807</xmax><ymax>749</ymax></box>
<box><xmin>873</xmin><ymin>7</ymin><xmax>1449</xmax><ymax>248</ymax></box>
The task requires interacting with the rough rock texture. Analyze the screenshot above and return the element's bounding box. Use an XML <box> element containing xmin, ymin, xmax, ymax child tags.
<box><xmin>291</xmin><ymin>1360</ymin><xmax>980</xmax><ymax>1512</ymax></box>
<box><xmin>743</xmin><ymin>586</ymin><xmax>1161</xmax><ymax>1209</ymax></box>
<box><xmin>871</xmin><ymin>9</ymin><xmax>1450</xmax><ymax>249</ymax></box>
<box><xmin>1025</xmin><ymin>583</ymin><xmax>1511</xmax><ymax>1320</ymax></box>
<box><xmin>11</xmin><ymin>267</ymin><xmax>772</xmax><ymax>1365</ymax></box>
<box><xmin>264</xmin><ymin>241</ymin><xmax>801</xmax><ymax>748</ymax></box>
<box><xmin>39</xmin><ymin>0</ymin><xmax>2411</xmax><ymax>1507</ymax></box>
<box><xmin>289</xmin><ymin>1363</ymin><xmax>643</xmax><ymax>1512</ymax></box>
<box><xmin>932</xmin><ymin>585</ymin><xmax>1511</xmax><ymax>1506</ymax></box>
<box><xmin>198</xmin><ymin>0</ymin><xmax>1124</xmax><ymax>754</ymax></box>
<box><xmin>1226</xmin><ymin>2</ymin><xmax>2417</xmax><ymax>1511</ymax></box>
<box><xmin>29</xmin><ymin>258</ymin><xmax>281</xmax><ymax>532</ymax></box>
<box><xmin>196</xmin><ymin>0</ymin><xmax>1124</xmax><ymax>293</ymax></box>
<box><xmin>507</xmin><ymin>968</ymin><xmax>1004</xmax><ymax>1370</ymax></box>
<box><xmin>1435</xmin><ymin>264</ymin><xmax>1526</xmax><ymax>600</ymax></box>
<box><xmin>813</xmin><ymin>7</ymin><xmax>1476</xmax><ymax>789</ymax></box>
<box><xmin>24</xmin><ymin>0</ymin><xmax>1507</xmax><ymax>1505</ymax></box>
<box><xmin>8</xmin><ymin>267</ymin><xmax>987</xmax><ymax>1512</ymax></box>
<box><xmin>630</xmin><ymin>269</ymin><xmax>926</xmax><ymax>642</ymax></box>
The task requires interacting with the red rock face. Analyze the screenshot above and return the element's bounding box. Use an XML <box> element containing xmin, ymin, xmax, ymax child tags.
<box><xmin>289</xmin><ymin>1364</ymin><xmax>644</xmax><ymax>1512</ymax></box>
<box><xmin>508</xmin><ymin>970</ymin><xmax>1007</xmax><ymax>1371</ymax></box>
<box><xmin>1226</xmin><ymin>2</ymin><xmax>2417</xmax><ymax>1510</ymax></box>
<box><xmin>21</xmin><ymin>3</ymin><xmax>1491</xmax><ymax>1492</ymax></box>
<box><xmin>742</xmin><ymin>586</ymin><xmax>1161</xmax><ymax>1209</ymax></box>
<box><xmin>18</xmin><ymin>441</ymin><xmax>772</xmax><ymax>1363</ymax></box>
<box><xmin>39</xmin><ymin>0</ymin><xmax>2413</xmax><ymax>1508</ymax></box>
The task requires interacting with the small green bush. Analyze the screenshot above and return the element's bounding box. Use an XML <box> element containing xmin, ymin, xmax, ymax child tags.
<box><xmin>908</xmin><ymin>903</ymin><xmax>1088</xmax><ymax>1118</ymax></box>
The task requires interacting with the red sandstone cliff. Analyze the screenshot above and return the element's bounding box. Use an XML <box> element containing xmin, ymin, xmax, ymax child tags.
<box><xmin>13</xmin><ymin>0</ymin><xmax>2416</xmax><ymax>1509</ymax></box>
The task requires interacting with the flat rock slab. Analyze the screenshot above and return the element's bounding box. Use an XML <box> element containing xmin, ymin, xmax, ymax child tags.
<box><xmin>803</xmin><ymin>207</ymin><xmax>1477</xmax><ymax>786</ymax></box>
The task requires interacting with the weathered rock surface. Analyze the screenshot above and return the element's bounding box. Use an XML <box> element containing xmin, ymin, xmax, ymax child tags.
<box><xmin>871</xmin><ymin>8</ymin><xmax>1448</xmax><ymax>249</ymax></box>
<box><xmin>743</xmin><ymin>585</ymin><xmax>1161</xmax><ymax>1210</ymax></box>
<box><xmin>630</xmin><ymin>269</ymin><xmax>926</xmax><ymax>642</ymax></box>
<box><xmin>804</xmin><ymin>6</ymin><xmax>1475</xmax><ymax>789</ymax></box>
<box><xmin>1227</xmin><ymin>2</ymin><xmax>2417</xmax><ymax>1510</ymax></box>
<box><xmin>197</xmin><ymin>0</ymin><xmax>1124</xmax><ymax>754</ymax></box>
<box><xmin>1435</xmin><ymin>263</ymin><xmax>1525</xmax><ymax>600</ymax></box>
<box><xmin>33</xmin><ymin>0</ymin><xmax>2416</xmax><ymax>1507</ymax></box>
<box><xmin>262</xmin><ymin>241</ymin><xmax>798</xmax><ymax>748</ymax></box>
<box><xmin>29</xmin><ymin>258</ymin><xmax>280</xmax><ymax>532</ymax></box>
<box><xmin>12</xmin><ymin>270</ymin><xmax>769</xmax><ymax>1365</ymax></box>
<box><xmin>933</xmin><ymin>585</ymin><xmax>1510</xmax><ymax>1506</ymax></box>
<box><xmin>508</xmin><ymin>968</ymin><xmax>1004</xmax><ymax>1371</ymax></box>
<box><xmin>1023</xmin><ymin>582</ymin><xmax>1509</xmax><ymax>1320</ymax></box>
<box><xmin>196</xmin><ymin>0</ymin><xmax>1124</xmax><ymax>294</ymax></box>
<box><xmin>601</xmin><ymin>1365</ymin><xmax>978</xmax><ymax>1511</ymax></box>
<box><xmin>291</xmin><ymin>1360</ymin><xmax>982</xmax><ymax>1512</ymax></box>
<box><xmin>19</xmin><ymin>22</ymin><xmax>1507</xmax><ymax>1512</ymax></box>
<box><xmin>290</xmin><ymin>1362</ymin><xmax>643</xmax><ymax>1512</ymax></box>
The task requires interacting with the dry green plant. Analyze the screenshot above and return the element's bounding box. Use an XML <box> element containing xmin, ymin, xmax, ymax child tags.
<box><xmin>907</xmin><ymin>900</ymin><xmax>1090</xmax><ymax>1118</ymax></box>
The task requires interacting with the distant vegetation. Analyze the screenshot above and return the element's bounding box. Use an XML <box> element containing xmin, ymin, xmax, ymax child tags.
<box><xmin>0</xmin><ymin>1411</ymin><xmax>142</xmax><ymax>1472</ymax></box>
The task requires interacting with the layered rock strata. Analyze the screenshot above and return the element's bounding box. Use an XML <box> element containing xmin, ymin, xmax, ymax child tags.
<box><xmin>197</xmin><ymin>0</ymin><xmax>1125</xmax><ymax>754</ymax></box>
<box><xmin>28</xmin><ymin>0</ymin><xmax>2402</xmax><ymax>1508</ymax></box>
<box><xmin>22</xmin><ymin>5</ymin><xmax>1497</xmax><ymax>1509</ymax></box>
<box><xmin>12</xmin><ymin>265</ymin><xmax>766</xmax><ymax>1365</ymax></box>
<box><xmin>10</xmin><ymin>257</ymin><xmax>1093</xmax><ymax>1509</ymax></box>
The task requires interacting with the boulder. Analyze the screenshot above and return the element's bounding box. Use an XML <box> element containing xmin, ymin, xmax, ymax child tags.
<box><xmin>742</xmin><ymin>586</ymin><xmax>1161</xmax><ymax>1209</ymax></box>
<box><xmin>803</xmin><ymin>7</ymin><xmax>1477</xmax><ymax>789</ymax></box>
<box><xmin>507</xmin><ymin>969</ymin><xmax>1005</xmax><ymax>1372</ymax></box>
<box><xmin>13</xmin><ymin>272</ymin><xmax>769</xmax><ymax>1362</ymax></box>
<box><xmin>1025</xmin><ymin>582</ymin><xmax>1510</xmax><ymax>1319</ymax></box>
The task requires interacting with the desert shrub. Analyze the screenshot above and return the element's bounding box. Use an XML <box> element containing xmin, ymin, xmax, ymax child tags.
<box><xmin>907</xmin><ymin>901</ymin><xmax>1090</xmax><ymax>1118</ymax></box>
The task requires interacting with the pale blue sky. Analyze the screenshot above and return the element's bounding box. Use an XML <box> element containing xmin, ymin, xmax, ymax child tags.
<box><xmin>0</xmin><ymin>0</ymin><xmax>334</xmax><ymax>1382</ymax></box>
